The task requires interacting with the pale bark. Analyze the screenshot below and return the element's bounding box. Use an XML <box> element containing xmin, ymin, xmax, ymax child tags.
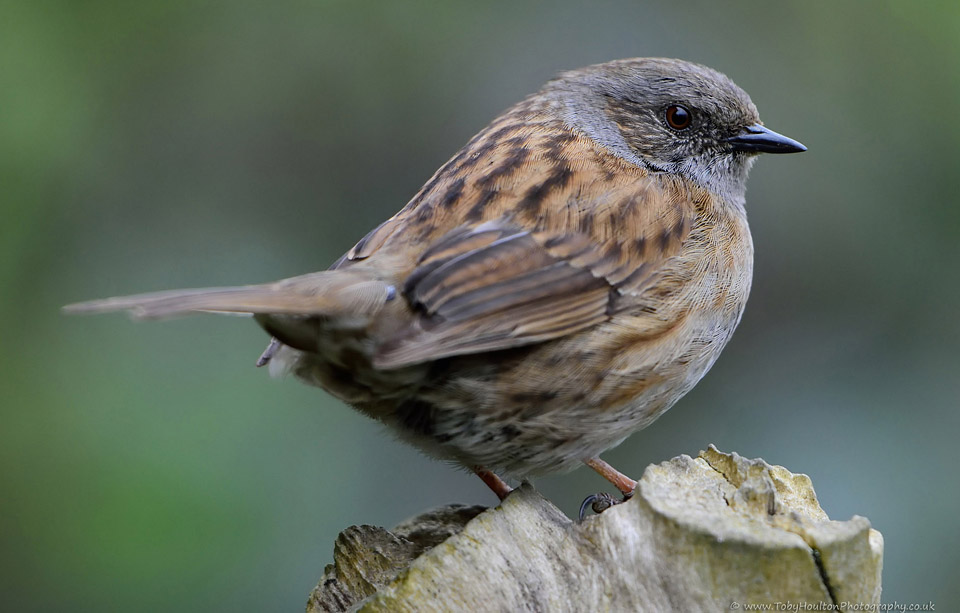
<box><xmin>307</xmin><ymin>447</ymin><xmax>883</xmax><ymax>613</ymax></box>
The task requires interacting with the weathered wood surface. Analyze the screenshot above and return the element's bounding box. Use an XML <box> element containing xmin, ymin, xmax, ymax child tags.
<box><xmin>307</xmin><ymin>447</ymin><xmax>883</xmax><ymax>612</ymax></box>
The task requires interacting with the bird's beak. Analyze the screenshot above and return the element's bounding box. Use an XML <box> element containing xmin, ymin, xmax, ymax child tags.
<box><xmin>726</xmin><ymin>124</ymin><xmax>806</xmax><ymax>154</ymax></box>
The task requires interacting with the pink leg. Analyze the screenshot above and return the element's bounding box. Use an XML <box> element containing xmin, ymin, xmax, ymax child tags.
<box><xmin>584</xmin><ymin>457</ymin><xmax>637</xmax><ymax>497</ymax></box>
<box><xmin>474</xmin><ymin>466</ymin><xmax>513</xmax><ymax>501</ymax></box>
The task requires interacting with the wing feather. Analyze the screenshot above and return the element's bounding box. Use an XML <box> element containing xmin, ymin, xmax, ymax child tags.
<box><xmin>374</xmin><ymin>221</ymin><xmax>613</xmax><ymax>368</ymax></box>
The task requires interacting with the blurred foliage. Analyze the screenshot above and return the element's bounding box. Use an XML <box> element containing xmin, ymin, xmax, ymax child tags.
<box><xmin>2</xmin><ymin>1</ymin><xmax>958</xmax><ymax>610</ymax></box>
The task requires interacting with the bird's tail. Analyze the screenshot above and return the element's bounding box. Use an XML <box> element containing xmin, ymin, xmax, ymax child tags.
<box><xmin>62</xmin><ymin>270</ymin><xmax>394</xmax><ymax>321</ymax></box>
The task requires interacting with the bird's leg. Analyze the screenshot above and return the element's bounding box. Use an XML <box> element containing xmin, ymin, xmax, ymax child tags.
<box><xmin>474</xmin><ymin>466</ymin><xmax>513</xmax><ymax>501</ymax></box>
<box><xmin>579</xmin><ymin>457</ymin><xmax>638</xmax><ymax>520</ymax></box>
<box><xmin>584</xmin><ymin>457</ymin><xmax>638</xmax><ymax>496</ymax></box>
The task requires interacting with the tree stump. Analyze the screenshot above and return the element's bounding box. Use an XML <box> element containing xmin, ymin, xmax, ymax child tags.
<box><xmin>307</xmin><ymin>446</ymin><xmax>883</xmax><ymax>612</ymax></box>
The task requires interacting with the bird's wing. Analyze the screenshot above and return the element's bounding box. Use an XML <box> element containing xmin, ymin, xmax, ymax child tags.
<box><xmin>373</xmin><ymin>214</ymin><xmax>683</xmax><ymax>369</ymax></box>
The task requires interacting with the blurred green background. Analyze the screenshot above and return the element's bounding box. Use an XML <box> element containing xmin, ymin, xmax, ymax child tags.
<box><xmin>3</xmin><ymin>1</ymin><xmax>958</xmax><ymax>610</ymax></box>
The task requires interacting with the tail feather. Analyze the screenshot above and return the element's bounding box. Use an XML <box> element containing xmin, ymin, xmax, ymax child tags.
<box><xmin>63</xmin><ymin>271</ymin><xmax>393</xmax><ymax>320</ymax></box>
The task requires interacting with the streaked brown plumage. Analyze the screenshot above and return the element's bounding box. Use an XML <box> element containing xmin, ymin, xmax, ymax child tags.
<box><xmin>65</xmin><ymin>58</ymin><xmax>805</xmax><ymax>506</ymax></box>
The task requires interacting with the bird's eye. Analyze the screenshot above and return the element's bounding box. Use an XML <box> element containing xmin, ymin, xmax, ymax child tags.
<box><xmin>665</xmin><ymin>105</ymin><xmax>692</xmax><ymax>130</ymax></box>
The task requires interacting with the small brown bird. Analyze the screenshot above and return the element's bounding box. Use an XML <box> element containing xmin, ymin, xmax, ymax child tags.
<box><xmin>65</xmin><ymin>58</ymin><xmax>805</xmax><ymax>510</ymax></box>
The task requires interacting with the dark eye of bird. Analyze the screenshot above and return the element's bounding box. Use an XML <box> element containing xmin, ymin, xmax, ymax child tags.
<box><xmin>665</xmin><ymin>105</ymin><xmax>692</xmax><ymax>130</ymax></box>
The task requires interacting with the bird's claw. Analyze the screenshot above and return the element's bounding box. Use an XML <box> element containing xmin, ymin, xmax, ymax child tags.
<box><xmin>579</xmin><ymin>492</ymin><xmax>625</xmax><ymax>521</ymax></box>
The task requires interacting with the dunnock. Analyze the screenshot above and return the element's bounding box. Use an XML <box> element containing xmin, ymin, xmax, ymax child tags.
<box><xmin>66</xmin><ymin>58</ymin><xmax>805</xmax><ymax>509</ymax></box>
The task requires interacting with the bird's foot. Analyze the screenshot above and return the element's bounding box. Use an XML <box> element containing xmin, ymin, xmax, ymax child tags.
<box><xmin>578</xmin><ymin>489</ymin><xmax>634</xmax><ymax>521</ymax></box>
